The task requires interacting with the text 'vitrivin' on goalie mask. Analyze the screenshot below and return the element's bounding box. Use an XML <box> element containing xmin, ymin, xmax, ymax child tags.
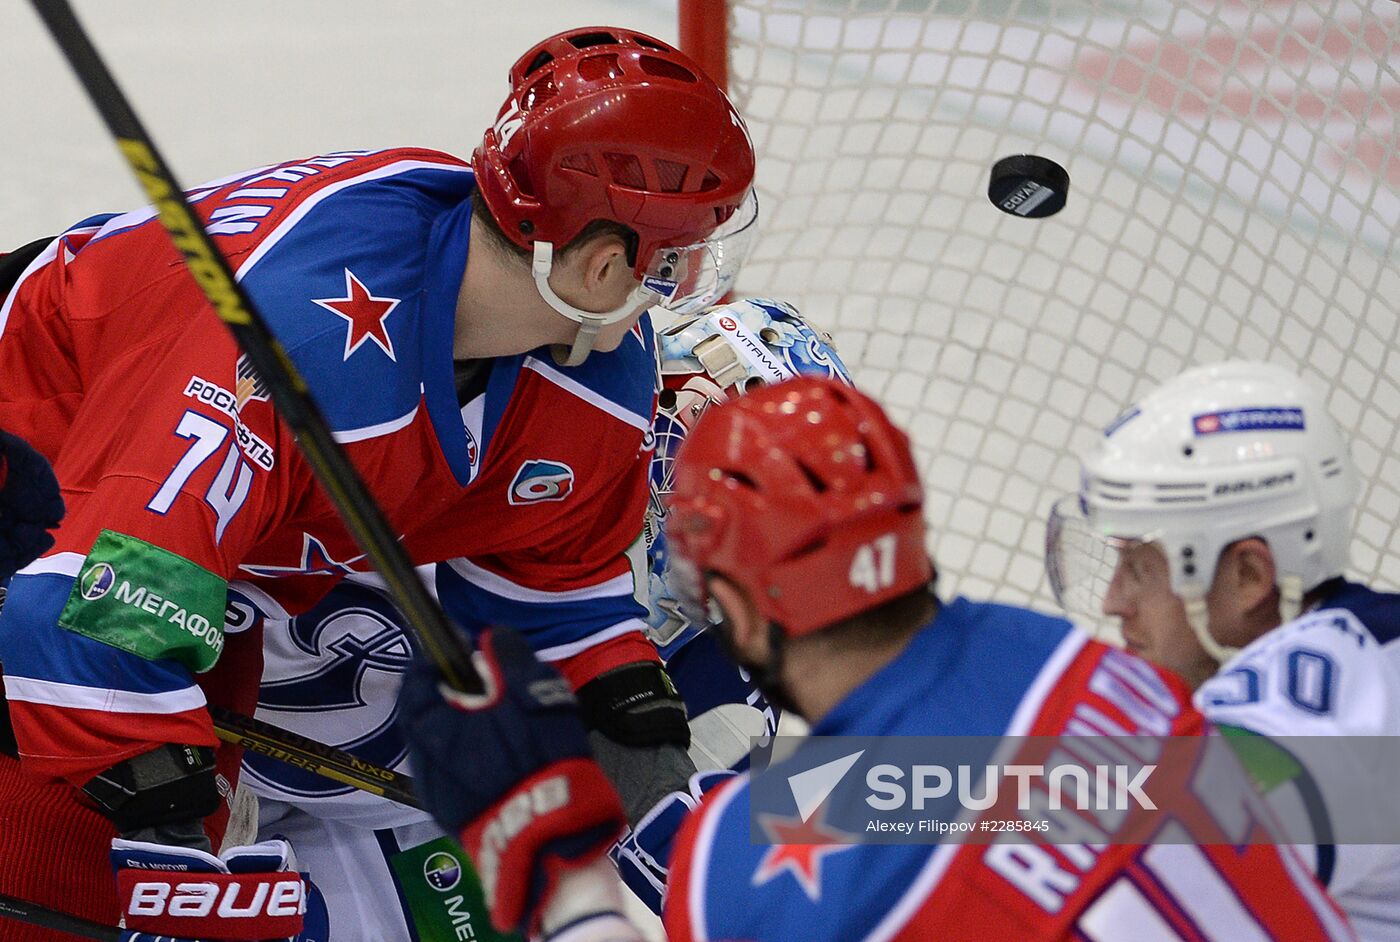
<box><xmin>1046</xmin><ymin>360</ymin><xmax>1358</xmax><ymax>662</ymax></box>
<box><xmin>473</xmin><ymin>27</ymin><xmax>758</xmax><ymax>364</ymax></box>
<box><xmin>643</xmin><ymin>299</ymin><xmax>852</xmax><ymax>657</ymax></box>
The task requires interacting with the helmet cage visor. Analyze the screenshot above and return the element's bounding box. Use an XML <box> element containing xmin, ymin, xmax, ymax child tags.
<box><xmin>639</xmin><ymin>190</ymin><xmax>759</xmax><ymax>316</ymax></box>
<box><xmin>1046</xmin><ymin>495</ymin><xmax>1182</xmax><ymax>635</ymax></box>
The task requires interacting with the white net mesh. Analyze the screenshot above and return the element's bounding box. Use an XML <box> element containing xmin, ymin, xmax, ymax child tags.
<box><xmin>715</xmin><ymin>0</ymin><xmax>1400</xmax><ymax>618</ymax></box>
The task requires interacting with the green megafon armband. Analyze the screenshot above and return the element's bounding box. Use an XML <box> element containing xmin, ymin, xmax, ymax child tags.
<box><xmin>390</xmin><ymin>838</ymin><xmax>522</xmax><ymax>942</ymax></box>
<box><xmin>58</xmin><ymin>530</ymin><xmax>228</xmax><ymax>673</ymax></box>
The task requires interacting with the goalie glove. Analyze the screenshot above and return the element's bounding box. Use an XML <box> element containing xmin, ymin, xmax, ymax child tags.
<box><xmin>398</xmin><ymin>628</ymin><xmax>628</xmax><ymax>936</ymax></box>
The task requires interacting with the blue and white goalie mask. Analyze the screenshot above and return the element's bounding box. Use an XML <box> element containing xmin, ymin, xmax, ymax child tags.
<box><xmin>643</xmin><ymin>298</ymin><xmax>853</xmax><ymax>657</ymax></box>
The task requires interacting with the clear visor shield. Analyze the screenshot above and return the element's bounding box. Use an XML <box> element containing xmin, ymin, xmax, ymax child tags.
<box><xmin>1045</xmin><ymin>495</ymin><xmax>1159</xmax><ymax>639</ymax></box>
<box><xmin>640</xmin><ymin>190</ymin><xmax>759</xmax><ymax>316</ymax></box>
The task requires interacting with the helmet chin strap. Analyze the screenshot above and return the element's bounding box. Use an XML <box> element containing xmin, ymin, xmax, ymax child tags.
<box><xmin>1182</xmin><ymin>573</ymin><xmax>1305</xmax><ymax>666</ymax></box>
<box><xmin>1183</xmin><ymin>593</ymin><xmax>1237</xmax><ymax>665</ymax></box>
<box><xmin>1278</xmin><ymin>573</ymin><xmax>1305</xmax><ymax>625</ymax></box>
<box><xmin>531</xmin><ymin>241</ymin><xmax>655</xmax><ymax>367</ymax></box>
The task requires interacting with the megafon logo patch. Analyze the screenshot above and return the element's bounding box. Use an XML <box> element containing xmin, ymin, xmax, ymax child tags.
<box><xmin>1192</xmin><ymin>407</ymin><xmax>1304</xmax><ymax>436</ymax></box>
<box><xmin>509</xmin><ymin>460</ymin><xmax>575</xmax><ymax>505</ymax></box>
<box><xmin>80</xmin><ymin>563</ymin><xmax>117</xmax><ymax>601</ymax></box>
<box><xmin>422</xmin><ymin>851</ymin><xmax>461</xmax><ymax>892</ymax></box>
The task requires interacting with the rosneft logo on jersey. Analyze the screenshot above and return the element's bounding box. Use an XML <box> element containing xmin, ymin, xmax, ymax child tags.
<box><xmin>508</xmin><ymin>460</ymin><xmax>575</xmax><ymax>506</ymax></box>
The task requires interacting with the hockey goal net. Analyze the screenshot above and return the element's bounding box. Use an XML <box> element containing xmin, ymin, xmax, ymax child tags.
<box><xmin>680</xmin><ymin>0</ymin><xmax>1400</xmax><ymax>621</ymax></box>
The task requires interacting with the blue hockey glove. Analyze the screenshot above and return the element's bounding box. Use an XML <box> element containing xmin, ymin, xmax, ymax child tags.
<box><xmin>398</xmin><ymin>628</ymin><xmax>627</xmax><ymax>935</ymax></box>
<box><xmin>0</xmin><ymin>429</ymin><xmax>64</xmax><ymax>580</ymax></box>
<box><xmin>610</xmin><ymin>769</ymin><xmax>735</xmax><ymax>914</ymax></box>
<box><xmin>112</xmin><ymin>838</ymin><xmax>327</xmax><ymax>941</ymax></box>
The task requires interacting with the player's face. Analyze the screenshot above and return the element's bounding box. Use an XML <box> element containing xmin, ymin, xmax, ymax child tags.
<box><xmin>1101</xmin><ymin>541</ymin><xmax>1218</xmax><ymax>689</ymax></box>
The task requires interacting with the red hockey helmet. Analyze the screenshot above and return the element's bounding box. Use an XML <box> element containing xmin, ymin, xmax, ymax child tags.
<box><xmin>666</xmin><ymin>377</ymin><xmax>933</xmax><ymax>637</ymax></box>
<box><xmin>473</xmin><ymin>28</ymin><xmax>757</xmax><ymax>316</ymax></box>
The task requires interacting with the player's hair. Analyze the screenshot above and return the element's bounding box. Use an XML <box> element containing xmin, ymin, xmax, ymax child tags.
<box><xmin>469</xmin><ymin>188</ymin><xmax>639</xmax><ymax>267</ymax></box>
<box><xmin>796</xmin><ymin>580</ymin><xmax>938</xmax><ymax>653</ymax></box>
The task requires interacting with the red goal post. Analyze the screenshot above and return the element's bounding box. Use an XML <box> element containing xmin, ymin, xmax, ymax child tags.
<box><xmin>678</xmin><ymin>0</ymin><xmax>1400</xmax><ymax>627</ymax></box>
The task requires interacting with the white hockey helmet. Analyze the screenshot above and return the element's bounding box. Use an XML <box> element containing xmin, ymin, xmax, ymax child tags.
<box><xmin>1047</xmin><ymin>360</ymin><xmax>1358</xmax><ymax>660</ymax></box>
<box><xmin>644</xmin><ymin>298</ymin><xmax>853</xmax><ymax>656</ymax></box>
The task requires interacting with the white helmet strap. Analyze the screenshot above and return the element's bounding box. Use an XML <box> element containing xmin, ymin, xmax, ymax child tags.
<box><xmin>1278</xmin><ymin>573</ymin><xmax>1305</xmax><ymax>625</ymax></box>
<box><xmin>531</xmin><ymin>241</ymin><xmax>654</xmax><ymax>367</ymax></box>
<box><xmin>1183</xmin><ymin>594</ymin><xmax>1236</xmax><ymax>665</ymax></box>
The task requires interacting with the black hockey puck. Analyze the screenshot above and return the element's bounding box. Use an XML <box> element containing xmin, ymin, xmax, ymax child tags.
<box><xmin>988</xmin><ymin>154</ymin><xmax>1069</xmax><ymax>218</ymax></box>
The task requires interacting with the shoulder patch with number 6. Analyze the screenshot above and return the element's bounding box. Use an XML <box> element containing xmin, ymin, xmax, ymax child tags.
<box><xmin>508</xmin><ymin>460</ymin><xmax>575</xmax><ymax>506</ymax></box>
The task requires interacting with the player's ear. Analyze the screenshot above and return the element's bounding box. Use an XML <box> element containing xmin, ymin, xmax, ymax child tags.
<box><xmin>1221</xmin><ymin>537</ymin><xmax>1278</xmax><ymax>622</ymax></box>
<box><xmin>578</xmin><ymin>234</ymin><xmax>631</xmax><ymax>294</ymax></box>
<box><xmin>706</xmin><ymin>575</ymin><xmax>769</xmax><ymax>657</ymax></box>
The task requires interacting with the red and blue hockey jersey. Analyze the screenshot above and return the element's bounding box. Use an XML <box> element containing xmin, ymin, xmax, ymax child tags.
<box><xmin>666</xmin><ymin>598</ymin><xmax>1352</xmax><ymax>941</ymax></box>
<box><xmin>0</xmin><ymin>147</ymin><xmax>657</xmax><ymax>785</ymax></box>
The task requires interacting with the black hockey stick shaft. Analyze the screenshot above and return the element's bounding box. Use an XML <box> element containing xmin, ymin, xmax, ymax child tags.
<box><xmin>26</xmin><ymin>0</ymin><xmax>483</xmax><ymax>696</ymax></box>
<box><xmin>0</xmin><ymin>894</ymin><xmax>115</xmax><ymax>942</ymax></box>
<box><xmin>211</xmin><ymin>706</ymin><xmax>420</xmax><ymax>808</ymax></box>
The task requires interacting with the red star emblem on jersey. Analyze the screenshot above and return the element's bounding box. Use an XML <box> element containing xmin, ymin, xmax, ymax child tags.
<box><xmin>752</xmin><ymin>804</ymin><xmax>857</xmax><ymax>901</ymax></box>
<box><xmin>313</xmin><ymin>269</ymin><xmax>401</xmax><ymax>361</ymax></box>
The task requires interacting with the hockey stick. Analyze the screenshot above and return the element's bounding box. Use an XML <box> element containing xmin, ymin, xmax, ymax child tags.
<box><xmin>26</xmin><ymin>0</ymin><xmax>483</xmax><ymax>697</ymax></box>
<box><xmin>210</xmin><ymin>706</ymin><xmax>420</xmax><ymax>808</ymax></box>
<box><xmin>0</xmin><ymin>711</ymin><xmax>419</xmax><ymax>942</ymax></box>
<box><xmin>0</xmin><ymin>712</ymin><xmax>419</xmax><ymax>941</ymax></box>
<box><xmin>0</xmin><ymin>894</ymin><xmax>115</xmax><ymax>942</ymax></box>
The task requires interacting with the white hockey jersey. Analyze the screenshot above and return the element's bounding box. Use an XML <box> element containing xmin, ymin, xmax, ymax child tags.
<box><xmin>1197</xmin><ymin>580</ymin><xmax>1400</xmax><ymax>942</ymax></box>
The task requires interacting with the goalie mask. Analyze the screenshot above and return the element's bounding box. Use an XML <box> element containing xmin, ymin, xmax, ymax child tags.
<box><xmin>643</xmin><ymin>299</ymin><xmax>852</xmax><ymax>656</ymax></box>
<box><xmin>1046</xmin><ymin>360</ymin><xmax>1358</xmax><ymax>662</ymax></box>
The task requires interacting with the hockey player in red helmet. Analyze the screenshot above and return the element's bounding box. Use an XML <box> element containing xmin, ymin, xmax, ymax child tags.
<box><xmin>473</xmin><ymin>28</ymin><xmax>757</xmax><ymax>364</ymax></box>
<box><xmin>0</xmin><ymin>26</ymin><xmax>753</xmax><ymax>942</ymax></box>
<box><xmin>398</xmin><ymin>377</ymin><xmax>1351</xmax><ymax>941</ymax></box>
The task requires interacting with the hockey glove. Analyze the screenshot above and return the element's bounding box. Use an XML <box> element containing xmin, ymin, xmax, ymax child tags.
<box><xmin>610</xmin><ymin>769</ymin><xmax>735</xmax><ymax>914</ymax></box>
<box><xmin>111</xmin><ymin>838</ymin><xmax>327</xmax><ymax>941</ymax></box>
<box><xmin>0</xmin><ymin>428</ymin><xmax>64</xmax><ymax>580</ymax></box>
<box><xmin>398</xmin><ymin>628</ymin><xmax>627</xmax><ymax>936</ymax></box>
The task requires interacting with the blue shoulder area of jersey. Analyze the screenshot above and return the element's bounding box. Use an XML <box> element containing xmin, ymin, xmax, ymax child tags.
<box><xmin>1318</xmin><ymin>579</ymin><xmax>1400</xmax><ymax>645</ymax></box>
<box><xmin>68</xmin><ymin>212</ymin><xmax>120</xmax><ymax>233</ymax></box>
<box><xmin>476</xmin><ymin>314</ymin><xmax>659</xmax><ymax>465</ymax></box>
<box><xmin>693</xmin><ymin>598</ymin><xmax>1076</xmax><ymax>941</ymax></box>
<box><xmin>236</xmin><ymin>163</ymin><xmax>476</xmax><ymax>446</ymax></box>
<box><xmin>0</xmin><ymin>570</ymin><xmax>195</xmax><ymax>697</ymax></box>
<box><xmin>814</xmin><ymin>596</ymin><xmax>1074</xmax><ymax>737</ymax></box>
